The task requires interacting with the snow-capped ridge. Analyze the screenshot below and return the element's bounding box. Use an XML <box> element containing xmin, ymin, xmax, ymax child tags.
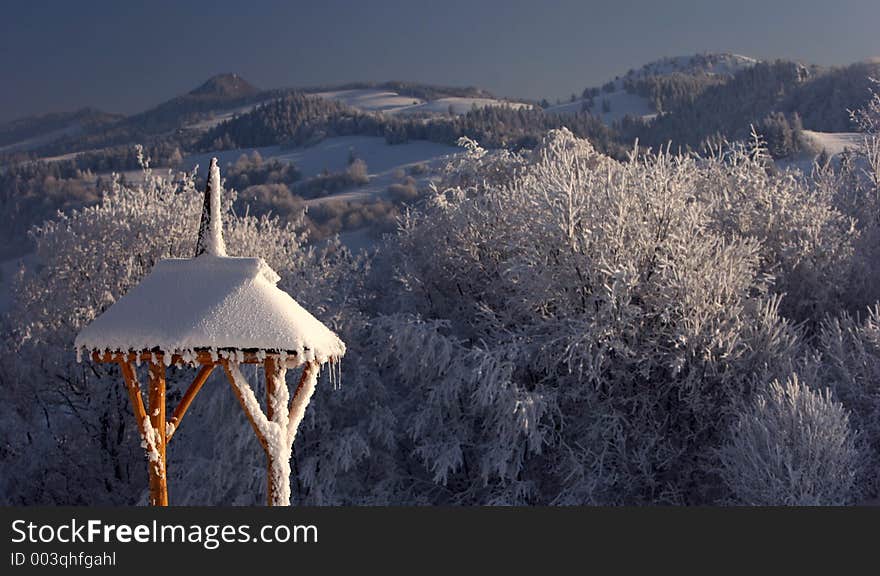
<box><xmin>623</xmin><ymin>53</ymin><xmax>760</xmax><ymax>81</ymax></box>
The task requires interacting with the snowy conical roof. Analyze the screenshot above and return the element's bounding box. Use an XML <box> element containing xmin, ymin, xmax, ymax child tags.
<box><xmin>75</xmin><ymin>159</ymin><xmax>345</xmax><ymax>364</ymax></box>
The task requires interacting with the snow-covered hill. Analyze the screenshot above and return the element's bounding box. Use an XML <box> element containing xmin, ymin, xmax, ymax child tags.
<box><xmin>622</xmin><ymin>53</ymin><xmax>758</xmax><ymax>81</ymax></box>
<box><xmin>546</xmin><ymin>91</ymin><xmax>656</xmax><ymax>123</ymax></box>
<box><xmin>313</xmin><ymin>88</ymin><xmax>531</xmax><ymax>116</ymax></box>
<box><xmin>184</xmin><ymin>135</ymin><xmax>462</xmax><ymax>252</ymax></box>
<box><xmin>547</xmin><ymin>52</ymin><xmax>759</xmax><ymax>123</ymax></box>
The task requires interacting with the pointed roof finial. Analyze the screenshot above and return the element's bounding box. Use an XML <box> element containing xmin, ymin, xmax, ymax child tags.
<box><xmin>195</xmin><ymin>157</ymin><xmax>227</xmax><ymax>257</ymax></box>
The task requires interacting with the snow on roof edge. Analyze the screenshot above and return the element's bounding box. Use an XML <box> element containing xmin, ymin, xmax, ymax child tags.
<box><xmin>74</xmin><ymin>255</ymin><xmax>345</xmax><ymax>366</ymax></box>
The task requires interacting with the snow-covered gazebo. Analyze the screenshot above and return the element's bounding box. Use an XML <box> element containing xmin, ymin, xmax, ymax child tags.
<box><xmin>75</xmin><ymin>158</ymin><xmax>345</xmax><ymax>506</ymax></box>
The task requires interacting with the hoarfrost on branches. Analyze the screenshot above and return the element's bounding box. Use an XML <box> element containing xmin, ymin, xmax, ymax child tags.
<box><xmin>369</xmin><ymin>126</ymin><xmax>875</xmax><ymax>504</ymax></box>
<box><xmin>718</xmin><ymin>374</ymin><xmax>859</xmax><ymax>505</ymax></box>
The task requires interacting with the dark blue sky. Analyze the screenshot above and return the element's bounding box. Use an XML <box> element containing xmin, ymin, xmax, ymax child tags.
<box><xmin>1</xmin><ymin>0</ymin><xmax>878</xmax><ymax>122</ymax></box>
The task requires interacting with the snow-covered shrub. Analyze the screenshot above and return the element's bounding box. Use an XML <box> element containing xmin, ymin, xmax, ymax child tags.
<box><xmin>718</xmin><ymin>374</ymin><xmax>859</xmax><ymax>505</ymax></box>
<box><xmin>818</xmin><ymin>305</ymin><xmax>880</xmax><ymax>497</ymax></box>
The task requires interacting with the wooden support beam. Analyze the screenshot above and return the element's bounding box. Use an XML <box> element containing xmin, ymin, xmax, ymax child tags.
<box><xmin>166</xmin><ymin>364</ymin><xmax>214</xmax><ymax>442</ymax></box>
<box><xmin>104</xmin><ymin>351</ymin><xmax>333</xmax><ymax>507</ymax></box>
<box><xmin>147</xmin><ymin>361</ymin><xmax>168</xmax><ymax>507</ymax></box>
<box><xmin>292</xmin><ymin>362</ymin><xmax>312</xmax><ymax>400</ymax></box>
<box><xmin>221</xmin><ymin>360</ymin><xmax>269</xmax><ymax>454</ymax></box>
<box><xmin>119</xmin><ymin>359</ymin><xmax>168</xmax><ymax>507</ymax></box>
<box><xmin>119</xmin><ymin>360</ymin><xmax>148</xmax><ymax>440</ymax></box>
<box><xmin>288</xmin><ymin>361</ymin><xmax>314</xmax><ymax>439</ymax></box>
<box><xmin>265</xmin><ymin>356</ymin><xmax>282</xmax><ymax>506</ymax></box>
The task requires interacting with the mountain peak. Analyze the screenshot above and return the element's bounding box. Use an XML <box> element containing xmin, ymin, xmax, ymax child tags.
<box><xmin>189</xmin><ymin>74</ymin><xmax>258</xmax><ymax>99</ymax></box>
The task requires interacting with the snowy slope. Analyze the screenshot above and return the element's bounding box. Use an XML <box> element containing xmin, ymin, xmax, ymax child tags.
<box><xmin>313</xmin><ymin>88</ymin><xmax>530</xmax><ymax>116</ymax></box>
<box><xmin>313</xmin><ymin>89</ymin><xmax>425</xmax><ymax>113</ymax></box>
<box><xmin>547</xmin><ymin>52</ymin><xmax>759</xmax><ymax>123</ymax></box>
<box><xmin>40</xmin><ymin>136</ymin><xmax>457</xmax><ymax>202</ymax></box>
<box><xmin>801</xmin><ymin>130</ymin><xmax>865</xmax><ymax>156</ymax></box>
<box><xmin>182</xmin><ymin>135</ymin><xmax>456</xmax><ymax>180</ymax></box>
<box><xmin>0</xmin><ymin>123</ymin><xmax>84</xmax><ymax>154</ymax></box>
<box><xmin>623</xmin><ymin>53</ymin><xmax>758</xmax><ymax>80</ymax></box>
<box><xmin>395</xmin><ymin>97</ymin><xmax>531</xmax><ymax>115</ymax></box>
<box><xmin>546</xmin><ymin>90</ymin><xmax>656</xmax><ymax>123</ymax></box>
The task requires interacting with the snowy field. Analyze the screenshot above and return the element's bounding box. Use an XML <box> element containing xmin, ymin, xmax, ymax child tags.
<box><xmin>801</xmin><ymin>130</ymin><xmax>865</xmax><ymax>156</ymax></box>
<box><xmin>313</xmin><ymin>89</ymin><xmax>425</xmax><ymax>113</ymax></box>
<box><xmin>546</xmin><ymin>90</ymin><xmax>657</xmax><ymax>123</ymax></box>
<box><xmin>397</xmin><ymin>97</ymin><xmax>532</xmax><ymax>115</ymax></box>
<box><xmin>181</xmin><ymin>135</ymin><xmax>457</xmax><ymax>181</ymax></box>
<box><xmin>313</xmin><ymin>88</ymin><xmax>531</xmax><ymax>116</ymax></box>
<box><xmin>169</xmin><ymin>136</ymin><xmax>460</xmax><ymax>252</ymax></box>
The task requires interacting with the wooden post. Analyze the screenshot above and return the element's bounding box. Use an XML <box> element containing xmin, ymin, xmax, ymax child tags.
<box><xmin>265</xmin><ymin>356</ymin><xmax>281</xmax><ymax>506</ymax></box>
<box><xmin>147</xmin><ymin>360</ymin><xmax>168</xmax><ymax>506</ymax></box>
<box><xmin>119</xmin><ymin>359</ymin><xmax>168</xmax><ymax>507</ymax></box>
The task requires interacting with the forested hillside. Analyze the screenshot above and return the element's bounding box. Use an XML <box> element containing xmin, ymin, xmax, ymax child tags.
<box><xmin>200</xmin><ymin>91</ymin><xmax>625</xmax><ymax>156</ymax></box>
<box><xmin>620</xmin><ymin>59</ymin><xmax>880</xmax><ymax>154</ymax></box>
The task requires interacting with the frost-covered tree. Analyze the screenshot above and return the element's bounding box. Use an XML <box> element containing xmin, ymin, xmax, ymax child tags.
<box><xmin>818</xmin><ymin>305</ymin><xmax>880</xmax><ymax>498</ymax></box>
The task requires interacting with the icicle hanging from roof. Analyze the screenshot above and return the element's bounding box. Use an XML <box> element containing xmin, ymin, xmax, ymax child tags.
<box><xmin>195</xmin><ymin>157</ymin><xmax>227</xmax><ymax>257</ymax></box>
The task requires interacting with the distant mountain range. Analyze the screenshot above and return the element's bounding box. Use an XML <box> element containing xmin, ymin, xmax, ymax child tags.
<box><xmin>1</xmin><ymin>53</ymin><xmax>878</xmax><ymax>161</ymax></box>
